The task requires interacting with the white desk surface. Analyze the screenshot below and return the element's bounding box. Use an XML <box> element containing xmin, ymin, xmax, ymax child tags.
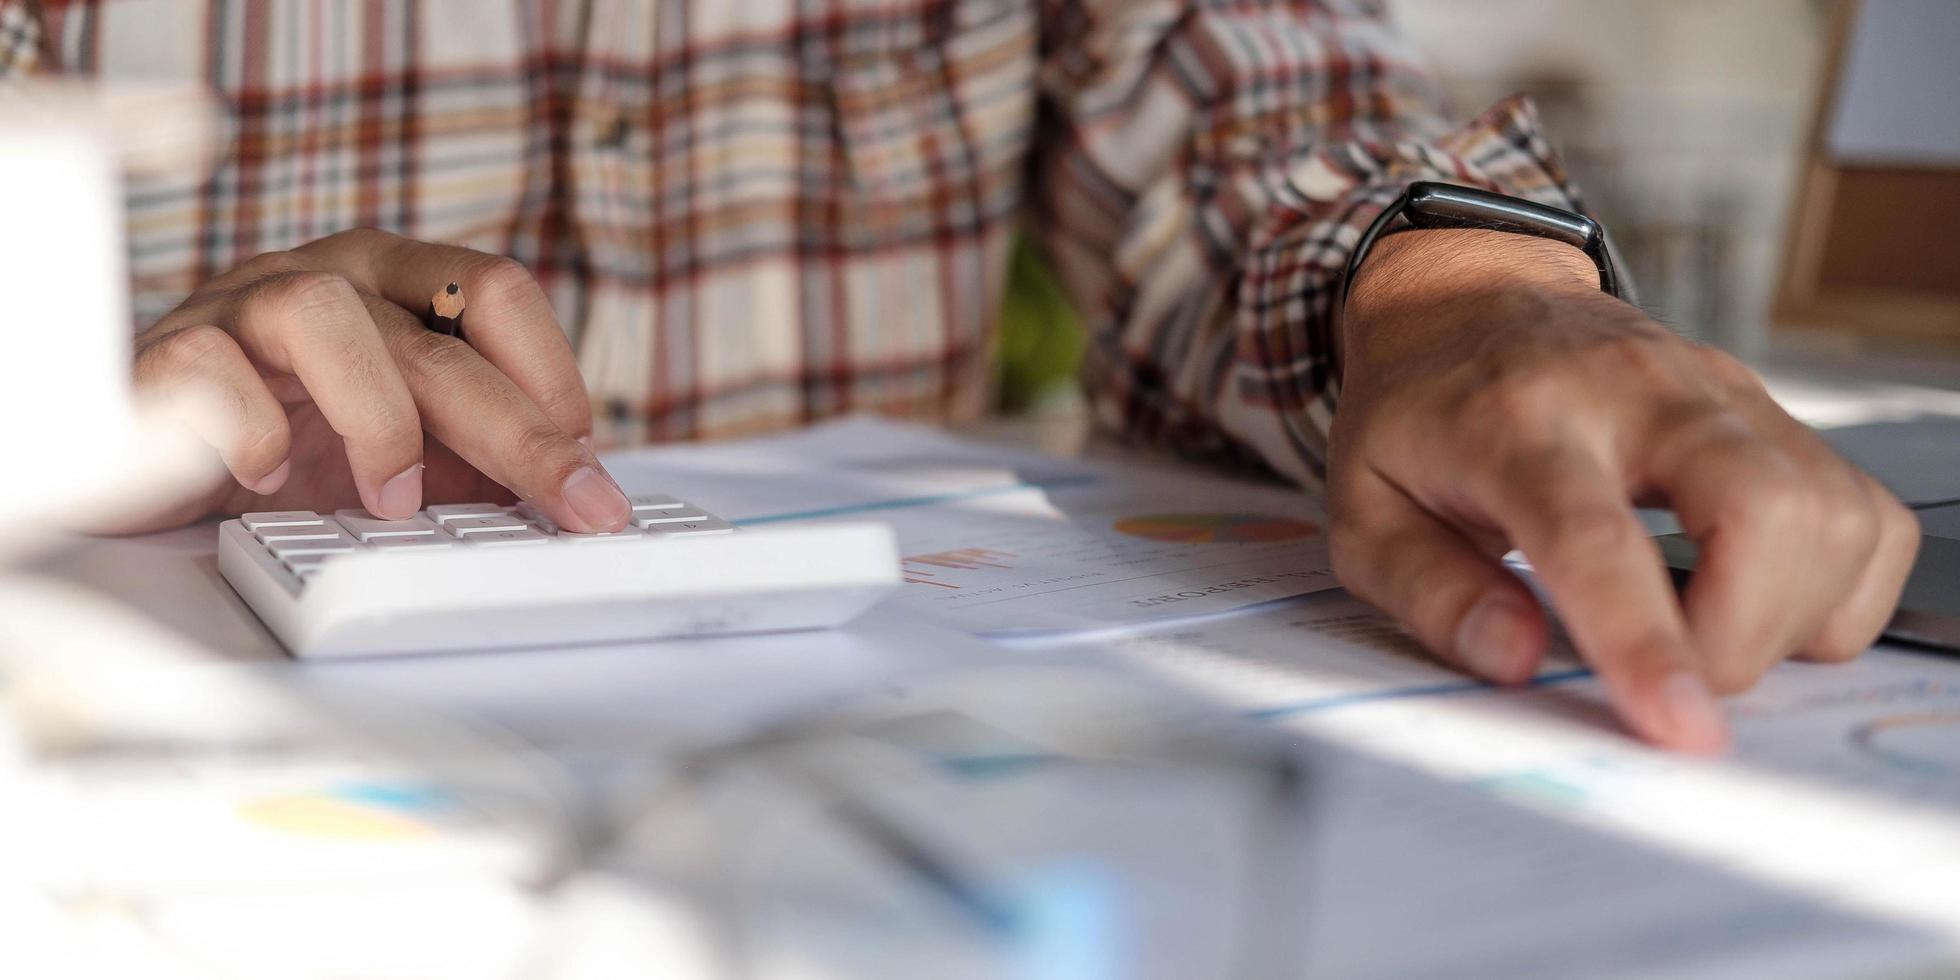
<box><xmin>30</xmin><ymin>355</ymin><xmax>1960</xmax><ymax>668</ymax></box>
<box><xmin>17</xmin><ymin>363</ymin><xmax>1960</xmax><ymax>980</ymax></box>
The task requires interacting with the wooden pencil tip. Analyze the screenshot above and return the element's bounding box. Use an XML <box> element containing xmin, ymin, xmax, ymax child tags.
<box><xmin>431</xmin><ymin>281</ymin><xmax>467</xmax><ymax>321</ymax></box>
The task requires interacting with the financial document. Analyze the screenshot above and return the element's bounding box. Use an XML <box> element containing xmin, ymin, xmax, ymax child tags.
<box><xmin>1097</xmin><ymin>590</ymin><xmax>1960</xmax><ymax>969</ymax></box>
<box><xmin>603</xmin><ymin>418</ymin><xmax>1339</xmax><ymax>637</ymax></box>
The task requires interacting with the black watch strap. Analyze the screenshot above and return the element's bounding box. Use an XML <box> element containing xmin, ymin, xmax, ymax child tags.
<box><xmin>1341</xmin><ymin>181</ymin><xmax>1625</xmax><ymax>304</ymax></box>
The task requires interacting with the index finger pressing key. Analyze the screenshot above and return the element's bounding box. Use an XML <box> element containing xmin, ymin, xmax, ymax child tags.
<box><xmin>231</xmin><ymin>272</ymin><xmax>425</xmax><ymax>519</ymax></box>
<box><xmin>360</xmin><ymin>295</ymin><xmax>632</xmax><ymax>533</ymax></box>
<box><xmin>1477</xmin><ymin>448</ymin><xmax>1730</xmax><ymax>753</ymax></box>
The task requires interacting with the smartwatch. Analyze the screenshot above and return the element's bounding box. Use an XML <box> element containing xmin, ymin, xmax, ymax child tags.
<box><xmin>1342</xmin><ymin>181</ymin><xmax>1628</xmax><ymax>304</ymax></box>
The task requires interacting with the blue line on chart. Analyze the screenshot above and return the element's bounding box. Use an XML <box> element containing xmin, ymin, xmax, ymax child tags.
<box><xmin>1244</xmin><ymin>667</ymin><xmax>1596</xmax><ymax>722</ymax></box>
<box><xmin>732</xmin><ymin>476</ymin><xmax>1100</xmax><ymax>526</ymax></box>
<box><xmin>979</xmin><ymin>593</ymin><xmax>1333</xmax><ymax>647</ymax></box>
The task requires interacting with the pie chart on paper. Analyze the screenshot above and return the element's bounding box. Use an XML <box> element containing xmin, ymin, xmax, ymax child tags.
<box><xmin>1112</xmin><ymin>513</ymin><xmax>1321</xmax><ymax>544</ymax></box>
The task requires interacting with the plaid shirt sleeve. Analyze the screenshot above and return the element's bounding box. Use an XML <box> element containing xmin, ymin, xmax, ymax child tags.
<box><xmin>1031</xmin><ymin>0</ymin><xmax>1584</xmax><ymax>488</ymax></box>
<box><xmin>0</xmin><ymin>0</ymin><xmax>42</xmax><ymax>75</ymax></box>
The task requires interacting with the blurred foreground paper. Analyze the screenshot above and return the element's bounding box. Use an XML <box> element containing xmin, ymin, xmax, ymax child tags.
<box><xmin>1100</xmin><ymin>591</ymin><xmax>1960</xmax><ymax>976</ymax></box>
<box><xmin>0</xmin><ymin>577</ymin><xmax>571</xmax><ymax>979</ymax></box>
<box><xmin>0</xmin><ymin>84</ymin><xmax>223</xmax><ymax>545</ymax></box>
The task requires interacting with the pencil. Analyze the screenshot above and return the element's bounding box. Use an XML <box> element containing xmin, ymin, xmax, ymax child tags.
<box><xmin>429</xmin><ymin>281</ymin><xmax>465</xmax><ymax>339</ymax></box>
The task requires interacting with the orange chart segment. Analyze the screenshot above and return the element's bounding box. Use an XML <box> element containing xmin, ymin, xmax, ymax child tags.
<box><xmin>1112</xmin><ymin>513</ymin><xmax>1321</xmax><ymax>544</ymax></box>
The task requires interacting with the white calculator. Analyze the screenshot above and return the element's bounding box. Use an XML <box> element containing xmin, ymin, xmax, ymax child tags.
<box><xmin>218</xmin><ymin>497</ymin><xmax>901</xmax><ymax>659</ymax></box>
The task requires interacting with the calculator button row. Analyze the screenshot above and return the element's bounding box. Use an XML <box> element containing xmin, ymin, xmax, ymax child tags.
<box><xmin>267</xmin><ymin>533</ymin><xmax>357</xmax><ymax>557</ymax></box>
<box><xmin>442</xmin><ymin>515</ymin><xmax>531</xmax><ymax>537</ymax></box>
<box><xmin>335</xmin><ymin>510</ymin><xmax>440</xmax><ymax>542</ymax></box>
<box><xmin>419</xmin><ymin>503</ymin><xmax>505</xmax><ymax>524</ymax></box>
<box><xmin>560</xmin><ymin>528</ymin><xmax>644</xmax><ymax>542</ymax></box>
<box><xmin>242</xmin><ymin>510</ymin><xmax>325</xmax><ymax>531</ymax></box>
<box><xmin>651</xmin><ymin>519</ymin><xmax>735</xmax><ymax>536</ymax></box>
<box><xmin>246</xmin><ymin>500</ymin><xmax>732</xmax><ymax>587</ymax></box>
<box><xmin>632</xmin><ymin>511</ymin><xmax>710</xmax><ymax>528</ymax></box>
<box><xmin>471</xmin><ymin>528</ymin><xmax>552</xmax><ymax>547</ymax></box>
<box><xmin>369</xmin><ymin>537</ymin><xmax>457</xmax><ymax>552</ymax></box>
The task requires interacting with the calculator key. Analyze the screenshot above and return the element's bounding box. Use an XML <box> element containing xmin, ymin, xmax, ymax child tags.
<box><xmin>242</xmin><ymin>511</ymin><xmax>324</xmax><ymax>531</ymax></box>
<box><xmin>335</xmin><ymin>510</ymin><xmax>440</xmax><ymax>542</ymax></box>
<box><xmin>628</xmin><ymin>495</ymin><xmax>686</xmax><ymax>512</ymax></box>
<box><xmin>282</xmin><ymin>552</ymin><xmax>336</xmax><ymax>572</ymax></box>
<box><xmin>425</xmin><ymin>503</ymin><xmax>514</xmax><ymax>524</ymax></box>
<box><xmin>468</xmin><ymin>528</ymin><xmax>551</xmax><ymax>547</ymax></box>
<box><xmin>646</xmin><ymin>519</ymin><xmax>735</xmax><ymax>537</ymax></box>
<box><xmin>513</xmin><ymin>504</ymin><xmax>561</xmax><ymax>534</ymax></box>
<box><xmin>255</xmin><ymin>525</ymin><xmax>346</xmax><ymax>545</ymax></box>
<box><xmin>559</xmin><ymin>528</ymin><xmax>644</xmax><ymax>542</ymax></box>
<box><xmin>632</xmin><ymin>511</ymin><xmax>710</xmax><ymax>527</ymax></box>
<box><xmin>253</xmin><ymin>516</ymin><xmax>350</xmax><ymax>544</ymax></box>
<box><xmin>268</xmin><ymin>532</ymin><xmax>358</xmax><ymax>557</ymax></box>
<box><xmin>444</xmin><ymin>515</ymin><xmax>531</xmax><ymax>537</ymax></box>
<box><xmin>368</xmin><ymin>537</ymin><xmax>458</xmax><ymax>552</ymax></box>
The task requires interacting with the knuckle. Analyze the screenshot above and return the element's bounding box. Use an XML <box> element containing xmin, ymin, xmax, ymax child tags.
<box><xmin>1820</xmin><ymin>498</ymin><xmax>1880</xmax><ymax>555</ymax></box>
<box><xmin>469</xmin><ymin>256</ymin><xmax>545</xmax><ymax>309</ymax></box>
<box><xmin>1706</xmin><ymin>658</ymin><xmax>1767</xmax><ymax>696</ymax></box>
<box><xmin>1690</xmin><ymin>343</ymin><xmax>1765</xmax><ymax>393</ymax></box>
<box><xmin>1466</xmin><ymin>369</ymin><xmax>1564</xmax><ymax>425</ymax></box>
<box><xmin>1654</xmin><ymin>398</ymin><xmax>1746</xmax><ymax>448</ymax></box>
<box><xmin>237</xmin><ymin>249</ymin><xmax>307</xmax><ymax>279</ymax></box>
<box><xmin>147</xmin><ymin>324</ymin><xmax>234</xmax><ymax>373</ymax></box>
<box><xmin>233</xmin><ymin>415</ymin><xmax>289</xmax><ymax>457</ymax></box>
<box><xmin>515</xmin><ymin>423</ymin><xmax>583</xmax><ymax>478</ymax></box>
<box><xmin>1734</xmin><ymin>472</ymin><xmax>1820</xmax><ymax>534</ymax></box>
<box><xmin>251</xmin><ymin>271</ymin><xmax>359</xmax><ymax>323</ymax></box>
<box><xmin>1881</xmin><ymin>495</ymin><xmax>1921</xmax><ymax>542</ymax></box>
<box><xmin>360</xmin><ymin>401</ymin><xmax>421</xmax><ymax>446</ymax></box>
<box><xmin>534</xmin><ymin>381</ymin><xmax>593</xmax><ymax>428</ymax></box>
<box><xmin>1806</xmin><ymin>629</ymin><xmax>1868</xmax><ymax>664</ymax></box>
<box><xmin>399</xmin><ymin>329</ymin><xmax>479</xmax><ymax>386</ymax></box>
<box><xmin>320</xmin><ymin>227</ymin><xmax>397</xmax><ymax>251</ymax></box>
<box><xmin>1541</xmin><ymin>504</ymin><xmax>1637</xmax><ymax>556</ymax></box>
<box><xmin>1596</xmin><ymin>334</ymin><xmax>1679</xmax><ymax>388</ymax></box>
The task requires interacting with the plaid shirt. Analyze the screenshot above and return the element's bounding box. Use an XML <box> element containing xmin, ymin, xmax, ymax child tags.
<box><xmin>4</xmin><ymin>0</ymin><xmax>1581</xmax><ymax>486</ymax></box>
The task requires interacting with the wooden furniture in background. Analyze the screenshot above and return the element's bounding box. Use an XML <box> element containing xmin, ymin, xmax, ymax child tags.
<box><xmin>1776</xmin><ymin>0</ymin><xmax>1960</xmax><ymax>349</ymax></box>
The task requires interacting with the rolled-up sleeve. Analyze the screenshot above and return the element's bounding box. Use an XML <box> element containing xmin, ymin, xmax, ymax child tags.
<box><xmin>1031</xmin><ymin>0</ymin><xmax>1586</xmax><ymax>488</ymax></box>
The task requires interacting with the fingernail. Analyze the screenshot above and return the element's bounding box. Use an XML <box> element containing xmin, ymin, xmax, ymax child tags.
<box><xmin>1455</xmin><ymin>594</ymin><xmax>1535</xmax><ymax>683</ymax></box>
<box><xmin>1658</xmin><ymin>670</ymin><xmax>1729</xmax><ymax>754</ymax></box>
<box><xmin>376</xmin><ymin>463</ymin><xmax>423</xmax><ymax>520</ymax></box>
<box><xmin>562</xmin><ymin>465</ymin><xmax>631</xmax><ymax>531</ymax></box>
<box><xmin>249</xmin><ymin>459</ymin><xmax>291</xmax><ymax>496</ymax></box>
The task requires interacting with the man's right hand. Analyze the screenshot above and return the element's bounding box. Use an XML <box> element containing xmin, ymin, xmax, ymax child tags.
<box><xmin>129</xmin><ymin>229</ymin><xmax>632</xmax><ymax>534</ymax></box>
